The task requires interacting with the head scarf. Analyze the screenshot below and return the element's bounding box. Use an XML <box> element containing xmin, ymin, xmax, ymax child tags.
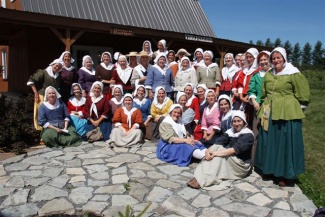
<box><xmin>176</xmin><ymin>91</ymin><xmax>187</xmax><ymax>104</ymax></box>
<box><xmin>197</xmin><ymin>84</ymin><xmax>208</xmax><ymax>105</ymax></box>
<box><xmin>81</xmin><ymin>55</ymin><xmax>95</xmax><ymax>75</ymax></box>
<box><xmin>153</xmin><ymin>53</ymin><xmax>169</xmax><ymax>76</ymax></box>
<box><xmin>44</xmin><ymin>86</ymin><xmax>61</xmax><ymax>102</ymax></box>
<box><xmin>224</xmin><ymin>110</ymin><xmax>253</xmax><ymax>138</ymax></box>
<box><xmin>133</xmin><ymin>85</ymin><xmax>148</xmax><ymax>106</ymax></box>
<box><xmin>167</xmin><ymin>50</ymin><xmax>177</xmax><ymax>68</ymax></box>
<box><xmin>193</xmin><ymin>48</ymin><xmax>204</xmax><ymax>61</ymax></box>
<box><xmin>222</xmin><ymin>53</ymin><xmax>239</xmax><ymax>82</ymax></box>
<box><xmin>70</xmin><ymin>83</ymin><xmax>83</xmax><ymax>95</ymax></box>
<box><xmin>69</xmin><ymin>83</ymin><xmax>86</xmax><ymax>110</ymax></box>
<box><xmin>43</xmin><ymin>86</ymin><xmax>62</xmax><ymax>110</ymax></box>
<box><xmin>162</xmin><ymin>104</ymin><xmax>186</xmax><ymax>138</ymax></box>
<box><xmin>59</xmin><ymin>51</ymin><xmax>75</xmax><ymax>71</ymax></box>
<box><xmin>180</xmin><ymin>57</ymin><xmax>191</xmax><ymax>71</ymax></box>
<box><xmin>89</xmin><ymin>81</ymin><xmax>104</xmax><ymax>119</ymax></box>
<box><xmin>116</xmin><ymin>55</ymin><xmax>133</xmax><ymax>84</ymax></box>
<box><xmin>111</xmin><ymin>84</ymin><xmax>124</xmax><ymax>105</ymax></box>
<box><xmin>202</xmin><ymin>50</ymin><xmax>218</xmax><ymax>76</ymax></box>
<box><xmin>270</xmin><ymin>47</ymin><xmax>300</xmax><ymax>75</ymax></box>
<box><xmin>218</xmin><ymin>94</ymin><xmax>233</xmax><ymax>121</ymax></box>
<box><xmin>121</xmin><ymin>93</ymin><xmax>137</xmax><ymax>129</ymax></box>
<box><xmin>45</xmin><ymin>59</ymin><xmax>63</xmax><ymax>79</ymax></box>
<box><xmin>142</xmin><ymin>40</ymin><xmax>153</xmax><ymax>57</ymax></box>
<box><xmin>204</xmin><ymin>89</ymin><xmax>218</xmax><ymax>115</ymax></box>
<box><xmin>184</xmin><ymin>83</ymin><xmax>196</xmax><ymax>106</ymax></box>
<box><xmin>100</xmin><ymin>51</ymin><xmax>114</xmax><ymax>70</ymax></box>
<box><xmin>153</xmin><ymin>86</ymin><xmax>169</xmax><ymax>109</ymax></box>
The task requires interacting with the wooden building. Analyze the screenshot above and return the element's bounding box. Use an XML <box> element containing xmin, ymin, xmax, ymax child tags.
<box><xmin>0</xmin><ymin>0</ymin><xmax>269</xmax><ymax>93</ymax></box>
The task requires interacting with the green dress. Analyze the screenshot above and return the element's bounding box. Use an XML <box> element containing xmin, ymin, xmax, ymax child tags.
<box><xmin>255</xmin><ymin>69</ymin><xmax>310</xmax><ymax>179</ymax></box>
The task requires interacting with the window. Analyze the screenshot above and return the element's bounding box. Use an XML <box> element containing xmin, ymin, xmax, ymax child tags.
<box><xmin>1</xmin><ymin>50</ymin><xmax>7</xmax><ymax>79</ymax></box>
<box><xmin>1</xmin><ymin>0</ymin><xmax>6</xmax><ymax>8</ymax></box>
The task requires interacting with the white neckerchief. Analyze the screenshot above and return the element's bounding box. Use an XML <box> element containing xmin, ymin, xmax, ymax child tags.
<box><xmin>225</xmin><ymin>126</ymin><xmax>253</xmax><ymax>138</ymax></box>
<box><xmin>193</xmin><ymin>59</ymin><xmax>204</xmax><ymax>67</ymax></box>
<box><xmin>63</xmin><ymin>65</ymin><xmax>75</xmax><ymax>71</ymax></box>
<box><xmin>222</xmin><ymin>64</ymin><xmax>239</xmax><ymax>82</ymax></box>
<box><xmin>81</xmin><ymin>66</ymin><xmax>95</xmax><ymax>75</ymax></box>
<box><xmin>153</xmin><ymin>96</ymin><xmax>169</xmax><ymax>110</ymax></box>
<box><xmin>272</xmin><ymin>63</ymin><xmax>300</xmax><ymax>76</ymax></box>
<box><xmin>200</xmin><ymin>99</ymin><xmax>206</xmax><ymax>106</ymax></box>
<box><xmin>205</xmin><ymin>102</ymin><xmax>218</xmax><ymax>116</ymax></box>
<box><xmin>68</xmin><ymin>96</ymin><xmax>86</xmax><ymax>107</ymax></box>
<box><xmin>243</xmin><ymin>66</ymin><xmax>258</xmax><ymax>88</ymax></box>
<box><xmin>134</xmin><ymin>64</ymin><xmax>147</xmax><ymax>78</ymax></box>
<box><xmin>221</xmin><ymin>110</ymin><xmax>233</xmax><ymax>121</ymax></box>
<box><xmin>43</xmin><ymin>99</ymin><xmax>60</xmax><ymax>110</ymax></box>
<box><xmin>178</xmin><ymin>66</ymin><xmax>193</xmax><ymax>76</ymax></box>
<box><xmin>168</xmin><ymin>61</ymin><xmax>177</xmax><ymax>68</ymax></box>
<box><xmin>45</xmin><ymin>66</ymin><xmax>59</xmax><ymax>79</ymax></box>
<box><xmin>133</xmin><ymin>97</ymin><xmax>148</xmax><ymax>107</ymax></box>
<box><xmin>259</xmin><ymin>70</ymin><xmax>266</xmax><ymax>77</ymax></box>
<box><xmin>90</xmin><ymin>95</ymin><xmax>103</xmax><ymax>119</ymax></box>
<box><xmin>116</xmin><ymin>65</ymin><xmax>133</xmax><ymax>84</ymax></box>
<box><xmin>153</xmin><ymin>64</ymin><xmax>168</xmax><ymax>76</ymax></box>
<box><xmin>111</xmin><ymin>97</ymin><xmax>123</xmax><ymax>105</ymax></box>
<box><xmin>100</xmin><ymin>62</ymin><xmax>114</xmax><ymax>70</ymax></box>
<box><xmin>122</xmin><ymin>107</ymin><xmax>137</xmax><ymax>129</ymax></box>
<box><xmin>185</xmin><ymin>94</ymin><xmax>196</xmax><ymax>107</ymax></box>
<box><xmin>200</xmin><ymin>63</ymin><xmax>218</xmax><ymax>77</ymax></box>
<box><xmin>162</xmin><ymin>115</ymin><xmax>186</xmax><ymax>138</ymax></box>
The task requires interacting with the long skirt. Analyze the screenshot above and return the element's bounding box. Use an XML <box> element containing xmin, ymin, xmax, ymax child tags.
<box><xmin>254</xmin><ymin>116</ymin><xmax>305</xmax><ymax>179</ymax></box>
<box><xmin>86</xmin><ymin>119</ymin><xmax>112</xmax><ymax>141</ymax></box>
<box><xmin>152</xmin><ymin>117</ymin><xmax>164</xmax><ymax>139</ymax></box>
<box><xmin>193</xmin><ymin>124</ymin><xmax>203</xmax><ymax>141</ymax></box>
<box><xmin>194</xmin><ymin>145</ymin><xmax>252</xmax><ymax>190</ymax></box>
<box><xmin>70</xmin><ymin>115</ymin><xmax>87</xmax><ymax>137</ymax></box>
<box><xmin>140</xmin><ymin>121</ymin><xmax>153</xmax><ymax>140</ymax></box>
<box><xmin>33</xmin><ymin>94</ymin><xmax>44</xmax><ymax>131</ymax></box>
<box><xmin>156</xmin><ymin>139</ymin><xmax>206</xmax><ymax>167</ymax></box>
<box><xmin>41</xmin><ymin>125</ymin><xmax>82</xmax><ymax>148</ymax></box>
<box><xmin>110</xmin><ymin>128</ymin><xmax>143</xmax><ymax>147</ymax></box>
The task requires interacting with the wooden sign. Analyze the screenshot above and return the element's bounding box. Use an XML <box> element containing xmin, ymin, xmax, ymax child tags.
<box><xmin>110</xmin><ymin>28</ymin><xmax>134</xmax><ymax>36</ymax></box>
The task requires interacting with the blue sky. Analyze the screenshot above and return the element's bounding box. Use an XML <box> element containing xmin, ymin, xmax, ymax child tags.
<box><xmin>200</xmin><ymin>0</ymin><xmax>325</xmax><ymax>48</ymax></box>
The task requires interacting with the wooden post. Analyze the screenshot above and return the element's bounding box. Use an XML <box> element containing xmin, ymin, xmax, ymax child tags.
<box><xmin>50</xmin><ymin>28</ymin><xmax>85</xmax><ymax>51</ymax></box>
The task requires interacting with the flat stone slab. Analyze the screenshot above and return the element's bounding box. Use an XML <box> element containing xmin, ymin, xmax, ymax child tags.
<box><xmin>94</xmin><ymin>185</ymin><xmax>126</xmax><ymax>194</ymax></box>
<box><xmin>31</xmin><ymin>185</ymin><xmax>68</xmax><ymax>202</ymax></box>
<box><xmin>0</xmin><ymin>189</ymin><xmax>30</xmax><ymax>208</ymax></box>
<box><xmin>221</xmin><ymin>202</ymin><xmax>271</xmax><ymax>217</ymax></box>
<box><xmin>191</xmin><ymin>194</ymin><xmax>211</xmax><ymax>208</ymax></box>
<box><xmin>112</xmin><ymin>174</ymin><xmax>129</xmax><ymax>184</ymax></box>
<box><xmin>262</xmin><ymin>187</ymin><xmax>288</xmax><ymax>199</ymax></box>
<box><xmin>5</xmin><ymin>176</ymin><xmax>25</xmax><ymax>188</ymax></box>
<box><xmin>1</xmin><ymin>154</ymin><xmax>26</xmax><ymax>165</ymax></box>
<box><xmin>69</xmin><ymin>187</ymin><xmax>94</xmax><ymax>204</ymax></box>
<box><xmin>21</xmin><ymin>156</ymin><xmax>47</xmax><ymax>165</ymax></box>
<box><xmin>40</xmin><ymin>150</ymin><xmax>65</xmax><ymax>159</ymax></box>
<box><xmin>111</xmin><ymin>195</ymin><xmax>139</xmax><ymax>206</ymax></box>
<box><xmin>38</xmin><ymin>198</ymin><xmax>75</xmax><ymax>216</ymax></box>
<box><xmin>157</xmin><ymin>165</ymin><xmax>188</xmax><ymax>175</ymax></box>
<box><xmin>4</xmin><ymin>163</ymin><xmax>30</xmax><ymax>171</ymax></box>
<box><xmin>105</xmin><ymin>154</ymin><xmax>141</xmax><ymax>163</ymax></box>
<box><xmin>82</xmin><ymin>201</ymin><xmax>109</xmax><ymax>216</ymax></box>
<box><xmin>147</xmin><ymin>186</ymin><xmax>173</xmax><ymax>203</ymax></box>
<box><xmin>24</xmin><ymin>177</ymin><xmax>50</xmax><ymax>187</ymax></box>
<box><xmin>246</xmin><ymin>193</ymin><xmax>272</xmax><ymax>206</ymax></box>
<box><xmin>66</xmin><ymin>167</ymin><xmax>86</xmax><ymax>175</ymax></box>
<box><xmin>10</xmin><ymin>170</ymin><xmax>42</xmax><ymax>177</ymax></box>
<box><xmin>0</xmin><ymin>203</ymin><xmax>39</xmax><ymax>217</ymax></box>
<box><xmin>43</xmin><ymin>167</ymin><xmax>64</xmax><ymax>177</ymax></box>
<box><xmin>162</xmin><ymin>195</ymin><xmax>197</xmax><ymax>217</ymax></box>
<box><xmin>271</xmin><ymin>209</ymin><xmax>300</xmax><ymax>217</ymax></box>
<box><xmin>83</xmin><ymin>158</ymin><xmax>105</xmax><ymax>165</ymax></box>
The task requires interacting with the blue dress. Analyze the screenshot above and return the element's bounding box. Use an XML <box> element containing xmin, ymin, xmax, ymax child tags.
<box><xmin>156</xmin><ymin>122</ymin><xmax>205</xmax><ymax>167</ymax></box>
<box><xmin>133</xmin><ymin>98</ymin><xmax>152</xmax><ymax>122</ymax></box>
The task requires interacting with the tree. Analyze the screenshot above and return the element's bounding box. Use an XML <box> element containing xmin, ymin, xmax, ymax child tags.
<box><xmin>302</xmin><ymin>42</ymin><xmax>312</xmax><ymax>66</ymax></box>
<box><xmin>264</xmin><ymin>38</ymin><xmax>273</xmax><ymax>47</ymax></box>
<box><xmin>312</xmin><ymin>41</ymin><xmax>325</xmax><ymax>69</ymax></box>
<box><xmin>292</xmin><ymin>43</ymin><xmax>301</xmax><ymax>66</ymax></box>
<box><xmin>274</xmin><ymin>38</ymin><xmax>282</xmax><ymax>47</ymax></box>
<box><xmin>283</xmin><ymin>40</ymin><xmax>293</xmax><ymax>62</ymax></box>
<box><xmin>256</xmin><ymin>40</ymin><xmax>264</xmax><ymax>46</ymax></box>
<box><xmin>249</xmin><ymin>40</ymin><xmax>254</xmax><ymax>44</ymax></box>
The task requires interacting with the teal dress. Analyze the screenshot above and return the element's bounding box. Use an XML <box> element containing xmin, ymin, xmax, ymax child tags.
<box><xmin>255</xmin><ymin>69</ymin><xmax>310</xmax><ymax>179</ymax></box>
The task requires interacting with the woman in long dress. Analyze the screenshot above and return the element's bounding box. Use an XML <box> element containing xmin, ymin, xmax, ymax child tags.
<box><xmin>109</xmin><ymin>85</ymin><xmax>124</xmax><ymax>118</ymax></box>
<box><xmin>156</xmin><ymin>104</ymin><xmax>206</xmax><ymax>167</ymax></box>
<box><xmin>38</xmin><ymin>86</ymin><xmax>82</xmax><ymax>147</ymax></box>
<box><xmin>78</xmin><ymin>55</ymin><xmax>96</xmax><ymax>96</ymax></box>
<box><xmin>111</xmin><ymin>55</ymin><xmax>133</xmax><ymax>94</ymax></box>
<box><xmin>67</xmin><ymin>83</ymin><xmax>87</xmax><ymax>137</ymax></box>
<box><xmin>174</xmin><ymin>57</ymin><xmax>197</xmax><ymax>93</ymax></box>
<box><xmin>109</xmin><ymin>93</ymin><xmax>143</xmax><ymax>147</ymax></box>
<box><xmin>176</xmin><ymin>92</ymin><xmax>195</xmax><ymax>136</ymax></box>
<box><xmin>95</xmin><ymin>51</ymin><xmax>116</xmax><ymax>100</ymax></box>
<box><xmin>187</xmin><ymin>110</ymin><xmax>254</xmax><ymax>190</ymax></box>
<box><xmin>193</xmin><ymin>84</ymin><xmax>209</xmax><ymax>140</ymax></box>
<box><xmin>255</xmin><ymin>47</ymin><xmax>310</xmax><ymax>186</ymax></box>
<box><xmin>27</xmin><ymin>58</ymin><xmax>63</xmax><ymax>130</ymax></box>
<box><xmin>84</xmin><ymin>81</ymin><xmax>111</xmax><ymax>141</ymax></box>
<box><xmin>220</xmin><ymin>53</ymin><xmax>239</xmax><ymax>96</ymax></box>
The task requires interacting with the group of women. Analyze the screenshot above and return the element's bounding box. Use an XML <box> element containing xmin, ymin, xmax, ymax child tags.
<box><xmin>27</xmin><ymin>39</ymin><xmax>310</xmax><ymax>189</ymax></box>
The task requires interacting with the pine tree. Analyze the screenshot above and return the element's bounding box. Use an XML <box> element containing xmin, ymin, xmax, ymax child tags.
<box><xmin>256</xmin><ymin>40</ymin><xmax>264</xmax><ymax>46</ymax></box>
<box><xmin>302</xmin><ymin>42</ymin><xmax>312</xmax><ymax>66</ymax></box>
<box><xmin>283</xmin><ymin>40</ymin><xmax>293</xmax><ymax>62</ymax></box>
<box><xmin>249</xmin><ymin>40</ymin><xmax>254</xmax><ymax>44</ymax></box>
<box><xmin>274</xmin><ymin>38</ymin><xmax>282</xmax><ymax>47</ymax></box>
<box><xmin>265</xmin><ymin>38</ymin><xmax>273</xmax><ymax>47</ymax></box>
<box><xmin>311</xmin><ymin>41</ymin><xmax>324</xmax><ymax>69</ymax></box>
<box><xmin>292</xmin><ymin>43</ymin><xmax>301</xmax><ymax>66</ymax></box>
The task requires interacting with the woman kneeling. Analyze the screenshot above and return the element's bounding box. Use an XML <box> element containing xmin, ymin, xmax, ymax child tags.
<box><xmin>38</xmin><ymin>86</ymin><xmax>82</xmax><ymax>147</ymax></box>
<box><xmin>187</xmin><ymin>110</ymin><xmax>253</xmax><ymax>190</ymax></box>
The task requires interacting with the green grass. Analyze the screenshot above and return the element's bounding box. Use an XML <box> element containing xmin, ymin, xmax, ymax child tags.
<box><xmin>298</xmin><ymin>72</ymin><xmax>325</xmax><ymax>207</ymax></box>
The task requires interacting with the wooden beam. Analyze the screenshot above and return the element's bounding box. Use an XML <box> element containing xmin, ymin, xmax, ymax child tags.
<box><xmin>65</xmin><ymin>29</ymin><xmax>71</xmax><ymax>51</ymax></box>
<box><xmin>50</xmin><ymin>27</ymin><xmax>65</xmax><ymax>45</ymax></box>
<box><xmin>70</xmin><ymin>30</ymin><xmax>85</xmax><ymax>45</ymax></box>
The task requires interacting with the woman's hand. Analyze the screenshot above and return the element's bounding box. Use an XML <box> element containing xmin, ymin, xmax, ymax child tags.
<box><xmin>185</xmin><ymin>137</ymin><xmax>195</xmax><ymax>146</ymax></box>
<box><xmin>154</xmin><ymin>115</ymin><xmax>162</xmax><ymax>123</ymax></box>
<box><xmin>34</xmin><ymin>92</ymin><xmax>40</xmax><ymax>103</ymax></box>
<box><xmin>91</xmin><ymin>119</ymin><xmax>101</xmax><ymax>127</ymax></box>
<box><xmin>240</xmin><ymin>95</ymin><xmax>249</xmax><ymax>103</ymax></box>
<box><xmin>82</xmin><ymin>90</ymin><xmax>87</xmax><ymax>97</ymax></box>
<box><xmin>205</xmin><ymin>149</ymin><xmax>214</xmax><ymax>161</ymax></box>
<box><xmin>148</xmin><ymin>90</ymin><xmax>153</xmax><ymax>99</ymax></box>
<box><xmin>252</xmin><ymin>100</ymin><xmax>260</xmax><ymax>111</ymax></box>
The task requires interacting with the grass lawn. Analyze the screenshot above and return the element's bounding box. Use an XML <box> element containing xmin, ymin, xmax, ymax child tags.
<box><xmin>298</xmin><ymin>71</ymin><xmax>325</xmax><ymax>207</ymax></box>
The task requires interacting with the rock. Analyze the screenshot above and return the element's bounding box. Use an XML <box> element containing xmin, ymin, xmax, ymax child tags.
<box><xmin>0</xmin><ymin>187</ymin><xmax>15</xmax><ymax>197</ymax></box>
<box><xmin>69</xmin><ymin>175</ymin><xmax>86</xmax><ymax>183</ymax></box>
<box><xmin>102</xmin><ymin>206</ymin><xmax>125</xmax><ymax>217</ymax></box>
<box><xmin>21</xmin><ymin>156</ymin><xmax>47</xmax><ymax>165</ymax></box>
<box><xmin>77</xmin><ymin>153</ymin><xmax>110</xmax><ymax>159</ymax></box>
<box><xmin>271</xmin><ymin>209</ymin><xmax>300</xmax><ymax>217</ymax></box>
<box><xmin>246</xmin><ymin>193</ymin><xmax>272</xmax><ymax>206</ymax></box>
<box><xmin>0</xmin><ymin>203</ymin><xmax>38</xmax><ymax>217</ymax></box>
<box><xmin>132</xmin><ymin>178</ymin><xmax>155</xmax><ymax>187</ymax></box>
<box><xmin>111</xmin><ymin>195</ymin><xmax>139</xmax><ymax>206</ymax></box>
<box><xmin>10</xmin><ymin>170</ymin><xmax>42</xmax><ymax>177</ymax></box>
<box><xmin>129</xmin><ymin>169</ymin><xmax>147</xmax><ymax>178</ymax></box>
<box><xmin>221</xmin><ymin>202</ymin><xmax>271</xmax><ymax>217</ymax></box>
<box><xmin>128</xmin><ymin>162</ymin><xmax>155</xmax><ymax>171</ymax></box>
<box><xmin>225</xmin><ymin>189</ymin><xmax>248</xmax><ymax>201</ymax></box>
<box><xmin>38</xmin><ymin>198</ymin><xmax>75</xmax><ymax>216</ymax></box>
<box><xmin>27</xmin><ymin>147</ymin><xmax>52</xmax><ymax>156</ymax></box>
<box><xmin>24</xmin><ymin>177</ymin><xmax>50</xmax><ymax>187</ymax></box>
<box><xmin>147</xmin><ymin>186</ymin><xmax>173</xmax><ymax>203</ymax></box>
<box><xmin>48</xmin><ymin>175</ymin><xmax>70</xmax><ymax>188</ymax></box>
<box><xmin>0</xmin><ymin>176</ymin><xmax>10</xmax><ymax>185</ymax></box>
<box><xmin>88</xmin><ymin>147</ymin><xmax>115</xmax><ymax>156</ymax></box>
<box><xmin>157</xmin><ymin>165</ymin><xmax>188</xmax><ymax>175</ymax></box>
<box><xmin>156</xmin><ymin>179</ymin><xmax>181</xmax><ymax>189</ymax></box>
<box><xmin>191</xmin><ymin>194</ymin><xmax>211</xmax><ymax>208</ymax></box>
<box><xmin>5</xmin><ymin>176</ymin><xmax>24</xmax><ymax>188</ymax></box>
<box><xmin>262</xmin><ymin>187</ymin><xmax>288</xmax><ymax>199</ymax></box>
<box><xmin>0</xmin><ymin>189</ymin><xmax>30</xmax><ymax>208</ymax></box>
<box><xmin>213</xmin><ymin>197</ymin><xmax>233</xmax><ymax>206</ymax></box>
<box><xmin>112</xmin><ymin>174</ymin><xmax>129</xmax><ymax>184</ymax></box>
<box><xmin>92</xmin><ymin>195</ymin><xmax>110</xmax><ymax>201</ymax></box>
<box><xmin>95</xmin><ymin>185</ymin><xmax>126</xmax><ymax>194</ymax></box>
<box><xmin>273</xmin><ymin>201</ymin><xmax>291</xmax><ymax>210</ymax></box>
<box><xmin>1</xmin><ymin>154</ymin><xmax>26</xmax><ymax>164</ymax></box>
<box><xmin>4</xmin><ymin>163</ymin><xmax>29</xmax><ymax>171</ymax></box>
<box><xmin>65</xmin><ymin>159</ymin><xmax>82</xmax><ymax>167</ymax></box>
<box><xmin>112</xmin><ymin>166</ymin><xmax>128</xmax><ymax>175</ymax></box>
<box><xmin>255</xmin><ymin>179</ymin><xmax>274</xmax><ymax>188</ymax></box>
<box><xmin>112</xmin><ymin>147</ymin><xmax>129</xmax><ymax>153</ymax></box>
<box><xmin>43</xmin><ymin>167</ymin><xmax>64</xmax><ymax>177</ymax></box>
<box><xmin>47</xmin><ymin>159</ymin><xmax>63</xmax><ymax>166</ymax></box>
<box><xmin>290</xmin><ymin>193</ymin><xmax>317</xmax><ymax>215</ymax></box>
<box><xmin>208</xmin><ymin>188</ymin><xmax>232</xmax><ymax>199</ymax></box>
<box><xmin>235</xmin><ymin>182</ymin><xmax>259</xmax><ymax>193</ymax></box>
<box><xmin>82</xmin><ymin>201</ymin><xmax>109</xmax><ymax>215</ymax></box>
<box><xmin>54</xmin><ymin>155</ymin><xmax>75</xmax><ymax>161</ymax></box>
<box><xmin>147</xmin><ymin>171</ymin><xmax>168</xmax><ymax>179</ymax></box>
<box><xmin>162</xmin><ymin>195</ymin><xmax>197</xmax><ymax>217</ymax></box>
<box><xmin>69</xmin><ymin>187</ymin><xmax>94</xmax><ymax>204</ymax></box>
<box><xmin>29</xmin><ymin>165</ymin><xmax>44</xmax><ymax>170</ymax></box>
<box><xmin>87</xmin><ymin>179</ymin><xmax>109</xmax><ymax>186</ymax></box>
<box><xmin>146</xmin><ymin>158</ymin><xmax>166</xmax><ymax>166</ymax></box>
<box><xmin>200</xmin><ymin>207</ymin><xmax>229</xmax><ymax>217</ymax></box>
<box><xmin>177</xmin><ymin>188</ymin><xmax>200</xmax><ymax>200</ymax></box>
<box><xmin>180</xmin><ymin>171</ymin><xmax>193</xmax><ymax>178</ymax></box>
<box><xmin>31</xmin><ymin>185</ymin><xmax>68</xmax><ymax>202</ymax></box>
<box><xmin>40</xmin><ymin>150</ymin><xmax>64</xmax><ymax>159</ymax></box>
<box><xmin>83</xmin><ymin>158</ymin><xmax>105</xmax><ymax>165</ymax></box>
<box><xmin>129</xmin><ymin>182</ymin><xmax>149</xmax><ymax>201</ymax></box>
<box><xmin>106</xmin><ymin>162</ymin><xmax>125</xmax><ymax>168</ymax></box>
<box><xmin>129</xmin><ymin>147</ymin><xmax>139</xmax><ymax>153</ymax></box>
<box><xmin>84</xmin><ymin>164</ymin><xmax>108</xmax><ymax>174</ymax></box>
<box><xmin>105</xmin><ymin>154</ymin><xmax>141</xmax><ymax>163</ymax></box>
<box><xmin>90</xmin><ymin>172</ymin><xmax>110</xmax><ymax>180</ymax></box>
<box><xmin>66</xmin><ymin>167</ymin><xmax>86</xmax><ymax>175</ymax></box>
<box><xmin>64</xmin><ymin>146</ymin><xmax>84</xmax><ymax>152</ymax></box>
